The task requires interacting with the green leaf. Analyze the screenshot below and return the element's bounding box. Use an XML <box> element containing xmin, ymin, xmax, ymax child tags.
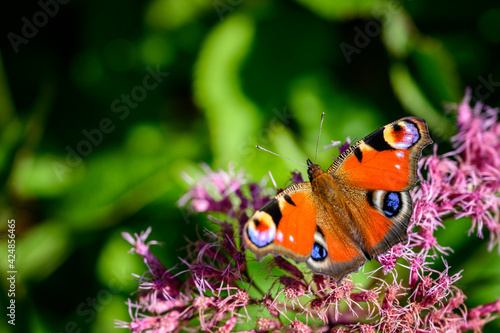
<box><xmin>294</xmin><ymin>0</ymin><xmax>379</xmax><ymax>20</ymax></box>
<box><xmin>145</xmin><ymin>0</ymin><xmax>210</xmax><ymax>30</ymax></box>
<box><xmin>412</xmin><ymin>38</ymin><xmax>462</xmax><ymax>104</ymax></box>
<box><xmin>381</xmin><ymin>8</ymin><xmax>411</xmax><ymax>58</ymax></box>
<box><xmin>0</xmin><ymin>220</ymin><xmax>72</xmax><ymax>282</ymax></box>
<box><xmin>390</xmin><ymin>62</ymin><xmax>455</xmax><ymax>139</ymax></box>
<box><xmin>96</xmin><ymin>232</ymin><xmax>144</xmax><ymax>293</ymax></box>
<box><xmin>193</xmin><ymin>14</ymin><xmax>261</xmax><ymax>168</ymax></box>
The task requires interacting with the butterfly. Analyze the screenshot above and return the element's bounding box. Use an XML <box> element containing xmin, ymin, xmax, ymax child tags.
<box><xmin>242</xmin><ymin>117</ymin><xmax>432</xmax><ymax>282</ymax></box>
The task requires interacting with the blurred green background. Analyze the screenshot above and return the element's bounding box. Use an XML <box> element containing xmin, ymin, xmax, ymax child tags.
<box><xmin>1</xmin><ymin>0</ymin><xmax>499</xmax><ymax>332</ymax></box>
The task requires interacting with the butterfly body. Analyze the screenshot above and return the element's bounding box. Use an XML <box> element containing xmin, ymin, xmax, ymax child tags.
<box><xmin>243</xmin><ymin>117</ymin><xmax>432</xmax><ymax>281</ymax></box>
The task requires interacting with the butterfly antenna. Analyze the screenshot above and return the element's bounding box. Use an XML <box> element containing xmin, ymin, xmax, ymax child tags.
<box><xmin>314</xmin><ymin>112</ymin><xmax>325</xmax><ymax>163</ymax></box>
<box><xmin>256</xmin><ymin>146</ymin><xmax>307</xmax><ymax>167</ymax></box>
<box><xmin>268</xmin><ymin>171</ymin><xmax>278</xmax><ymax>190</ymax></box>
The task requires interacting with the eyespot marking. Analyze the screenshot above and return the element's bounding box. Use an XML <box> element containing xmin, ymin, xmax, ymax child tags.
<box><xmin>311</xmin><ymin>243</ymin><xmax>328</xmax><ymax>261</ymax></box>
<box><xmin>383</xmin><ymin>192</ymin><xmax>401</xmax><ymax>217</ymax></box>
<box><xmin>392</xmin><ymin>121</ymin><xmax>420</xmax><ymax>149</ymax></box>
<box><xmin>364</xmin><ymin>127</ymin><xmax>394</xmax><ymax>151</ymax></box>
<box><xmin>258</xmin><ymin>199</ymin><xmax>282</xmax><ymax>227</ymax></box>
<box><xmin>366</xmin><ymin>191</ymin><xmax>375</xmax><ymax>208</ymax></box>
<box><xmin>246</xmin><ymin>212</ymin><xmax>276</xmax><ymax>247</ymax></box>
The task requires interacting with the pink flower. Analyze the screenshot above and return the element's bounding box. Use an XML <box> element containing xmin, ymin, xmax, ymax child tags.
<box><xmin>323</xmin><ymin>137</ymin><xmax>354</xmax><ymax>155</ymax></box>
<box><xmin>413</xmin><ymin>89</ymin><xmax>500</xmax><ymax>252</ymax></box>
<box><xmin>118</xmin><ymin>91</ymin><xmax>499</xmax><ymax>332</ymax></box>
<box><xmin>177</xmin><ymin>163</ymin><xmax>247</xmax><ymax>215</ymax></box>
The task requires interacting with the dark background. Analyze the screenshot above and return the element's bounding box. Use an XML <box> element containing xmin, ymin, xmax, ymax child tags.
<box><xmin>0</xmin><ymin>0</ymin><xmax>499</xmax><ymax>332</ymax></box>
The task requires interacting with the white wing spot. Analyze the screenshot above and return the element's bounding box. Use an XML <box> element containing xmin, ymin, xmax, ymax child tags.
<box><xmin>289</xmin><ymin>235</ymin><xmax>294</xmax><ymax>243</ymax></box>
<box><xmin>277</xmin><ymin>231</ymin><xmax>283</xmax><ymax>243</ymax></box>
<box><xmin>395</xmin><ymin>164</ymin><xmax>401</xmax><ymax>169</ymax></box>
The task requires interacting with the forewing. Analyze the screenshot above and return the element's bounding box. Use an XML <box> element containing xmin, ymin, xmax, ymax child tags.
<box><xmin>328</xmin><ymin>117</ymin><xmax>432</xmax><ymax>191</ymax></box>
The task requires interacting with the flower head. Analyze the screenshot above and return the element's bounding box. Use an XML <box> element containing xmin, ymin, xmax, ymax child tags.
<box><xmin>118</xmin><ymin>91</ymin><xmax>499</xmax><ymax>332</ymax></box>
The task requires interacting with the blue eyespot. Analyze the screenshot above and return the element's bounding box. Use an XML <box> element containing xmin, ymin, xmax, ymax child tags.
<box><xmin>383</xmin><ymin>192</ymin><xmax>401</xmax><ymax>217</ymax></box>
<box><xmin>311</xmin><ymin>243</ymin><xmax>328</xmax><ymax>261</ymax></box>
<box><xmin>247</xmin><ymin>218</ymin><xmax>275</xmax><ymax>248</ymax></box>
<box><xmin>393</xmin><ymin>121</ymin><xmax>420</xmax><ymax>149</ymax></box>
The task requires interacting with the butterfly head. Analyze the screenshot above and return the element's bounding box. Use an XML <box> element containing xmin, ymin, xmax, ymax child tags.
<box><xmin>306</xmin><ymin>159</ymin><xmax>324</xmax><ymax>181</ymax></box>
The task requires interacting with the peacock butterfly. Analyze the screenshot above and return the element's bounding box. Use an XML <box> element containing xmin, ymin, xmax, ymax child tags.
<box><xmin>243</xmin><ymin>117</ymin><xmax>432</xmax><ymax>282</ymax></box>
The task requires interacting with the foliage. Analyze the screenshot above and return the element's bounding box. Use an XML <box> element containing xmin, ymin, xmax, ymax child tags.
<box><xmin>0</xmin><ymin>0</ymin><xmax>499</xmax><ymax>332</ymax></box>
<box><xmin>119</xmin><ymin>93</ymin><xmax>500</xmax><ymax>331</ymax></box>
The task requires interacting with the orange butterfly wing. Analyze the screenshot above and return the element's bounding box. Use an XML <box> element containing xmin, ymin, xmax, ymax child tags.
<box><xmin>243</xmin><ymin>183</ymin><xmax>366</xmax><ymax>281</ymax></box>
<box><xmin>243</xmin><ymin>184</ymin><xmax>316</xmax><ymax>262</ymax></box>
<box><xmin>328</xmin><ymin>117</ymin><xmax>432</xmax><ymax>258</ymax></box>
<box><xmin>329</xmin><ymin>117</ymin><xmax>431</xmax><ymax>191</ymax></box>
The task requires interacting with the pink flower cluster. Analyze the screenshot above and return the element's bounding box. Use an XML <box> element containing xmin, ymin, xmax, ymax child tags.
<box><xmin>412</xmin><ymin>89</ymin><xmax>500</xmax><ymax>252</ymax></box>
<box><xmin>177</xmin><ymin>163</ymin><xmax>270</xmax><ymax>224</ymax></box>
<box><xmin>116</xmin><ymin>91</ymin><xmax>499</xmax><ymax>332</ymax></box>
